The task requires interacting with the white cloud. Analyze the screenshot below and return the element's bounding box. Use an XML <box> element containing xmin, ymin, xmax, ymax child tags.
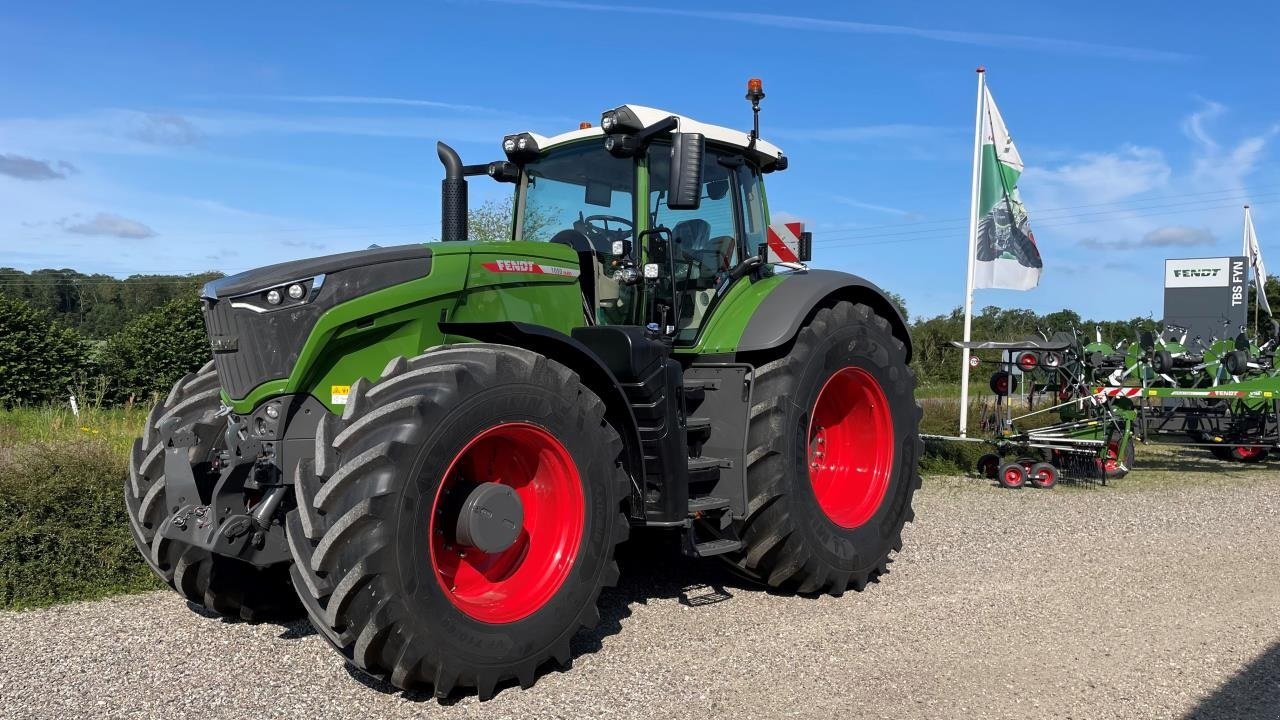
<box><xmin>62</xmin><ymin>212</ymin><xmax>156</xmax><ymax>239</ymax></box>
<box><xmin>1080</xmin><ymin>225</ymin><xmax>1216</xmax><ymax>249</ymax></box>
<box><xmin>1023</xmin><ymin>145</ymin><xmax>1171</xmax><ymax>204</ymax></box>
<box><xmin>0</xmin><ymin>154</ymin><xmax>77</xmax><ymax>181</ymax></box>
<box><xmin>832</xmin><ymin>195</ymin><xmax>915</xmax><ymax>217</ymax></box>
<box><xmin>474</xmin><ymin>0</ymin><xmax>1187</xmax><ymax>61</ymax></box>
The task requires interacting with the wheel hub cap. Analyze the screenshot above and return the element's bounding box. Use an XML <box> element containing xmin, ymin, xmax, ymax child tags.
<box><xmin>456</xmin><ymin>482</ymin><xmax>524</xmax><ymax>554</ymax></box>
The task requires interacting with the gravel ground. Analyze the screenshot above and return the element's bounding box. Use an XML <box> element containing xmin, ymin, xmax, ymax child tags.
<box><xmin>2</xmin><ymin>464</ymin><xmax>1278</xmax><ymax>720</ymax></box>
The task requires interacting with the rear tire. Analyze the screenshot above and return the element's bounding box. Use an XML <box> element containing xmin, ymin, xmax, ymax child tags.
<box><xmin>124</xmin><ymin>362</ymin><xmax>301</xmax><ymax>621</ymax></box>
<box><xmin>286</xmin><ymin>345</ymin><xmax>629</xmax><ymax>699</ymax></box>
<box><xmin>726</xmin><ymin>301</ymin><xmax>922</xmax><ymax>595</ymax></box>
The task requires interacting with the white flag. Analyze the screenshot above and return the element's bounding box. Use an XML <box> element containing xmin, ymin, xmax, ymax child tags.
<box><xmin>1244</xmin><ymin>206</ymin><xmax>1270</xmax><ymax>315</ymax></box>
<box><xmin>971</xmin><ymin>86</ymin><xmax>1042</xmax><ymax>290</ymax></box>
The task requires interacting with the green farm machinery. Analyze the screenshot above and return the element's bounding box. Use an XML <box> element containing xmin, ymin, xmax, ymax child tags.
<box><xmin>942</xmin><ymin>320</ymin><xmax>1280</xmax><ymax>487</ymax></box>
<box><xmin>125</xmin><ymin>82</ymin><xmax>922</xmax><ymax>698</ymax></box>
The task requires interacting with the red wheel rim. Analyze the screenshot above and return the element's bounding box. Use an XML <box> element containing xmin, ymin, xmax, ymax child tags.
<box><xmin>1035</xmin><ymin>468</ymin><xmax>1054</xmax><ymax>485</ymax></box>
<box><xmin>428</xmin><ymin>422</ymin><xmax>584</xmax><ymax>624</ymax></box>
<box><xmin>1018</xmin><ymin>352</ymin><xmax>1038</xmax><ymax>371</ymax></box>
<box><xmin>807</xmin><ymin>367</ymin><xmax>894</xmax><ymax>529</ymax></box>
<box><xmin>1234</xmin><ymin>445</ymin><xmax>1264</xmax><ymax>459</ymax></box>
<box><xmin>1003</xmin><ymin>468</ymin><xmax>1022</xmax><ymax>486</ymax></box>
<box><xmin>1103</xmin><ymin>441</ymin><xmax>1123</xmax><ymax>473</ymax></box>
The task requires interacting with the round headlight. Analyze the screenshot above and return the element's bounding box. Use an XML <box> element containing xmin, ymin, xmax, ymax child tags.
<box><xmin>502</xmin><ymin>138</ymin><xmax>517</xmax><ymax>153</ymax></box>
<box><xmin>266</xmin><ymin>289</ymin><xmax>282</xmax><ymax>305</ymax></box>
<box><xmin>602</xmin><ymin>113</ymin><xmax>616</xmax><ymax>131</ymax></box>
<box><xmin>288</xmin><ymin>283</ymin><xmax>305</xmax><ymax>300</ymax></box>
<box><xmin>265</xmin><ymin>404</ymin><xmax>280</xmax><ymax>419</ymax></box>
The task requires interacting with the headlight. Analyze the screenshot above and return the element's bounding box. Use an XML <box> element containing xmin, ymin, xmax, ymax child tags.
<box><xmin>599</xmin><ymin>106</ymin><xmax>643</xmax><ymax>134</ymax></box>
<box><xmin>229</xmin><ymin>275</ymin><xmax>324</xmax><ymax>313</ymax></box>
<box><xmin>502</xmin><ymin>133</ymin><xmax>540</xmax><ymax>162</ymax></box>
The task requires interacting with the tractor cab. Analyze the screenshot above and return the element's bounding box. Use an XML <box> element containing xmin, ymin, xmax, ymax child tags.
<box><xmin>440</xmin><ymin>83</ymin><xmax>801</xmax><ymax>346</ymax></box>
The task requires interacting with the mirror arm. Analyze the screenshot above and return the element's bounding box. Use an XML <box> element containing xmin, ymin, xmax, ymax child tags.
<box><xmin>635</xmin><ymin>116</ymin><xmax>679</xmax><ymax>146</ymax></box>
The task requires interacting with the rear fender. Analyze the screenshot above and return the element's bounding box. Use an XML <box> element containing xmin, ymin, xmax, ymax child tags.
<box><xmin>738</xmin><ymin>269</ymin><xmax>912</xmax><ymax>360</ymax></box>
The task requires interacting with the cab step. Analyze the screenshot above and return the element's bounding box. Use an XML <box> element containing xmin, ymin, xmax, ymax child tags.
<box><xmin>689</xmin><ymin>537</ymin><xmax>743</xmax><ymax>557</ymax></box>
<box><xmin>687</xmin><ymin>495</ymin><xmax>731</xmax><ymax>514</ymax></box>
<box><xmin>685</xmin><ymin>416</ymin><xmax>711</xmax><ymax>434</ymax></box>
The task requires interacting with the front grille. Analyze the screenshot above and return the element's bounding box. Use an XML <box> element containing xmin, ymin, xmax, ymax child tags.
<box><xmin>202</xmin><ymin>299</ymin><xmax>315</xmax><ymax>400</ymax></box>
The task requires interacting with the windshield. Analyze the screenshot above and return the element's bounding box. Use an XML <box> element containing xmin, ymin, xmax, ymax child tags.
<box><xmin>517</xmin><ymin>142</ymin><xmax>634</xmax><ymax>251</ymax></box>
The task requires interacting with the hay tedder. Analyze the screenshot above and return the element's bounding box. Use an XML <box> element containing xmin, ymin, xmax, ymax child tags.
<box><xmin>124</xmin><ymin>82</ymin><xmax>922</xmax><ymax>698</ymax></box>
<box><xmin>936</xmin><ymin>320</ymin><xmax>1280</xmax><ymax>488</ymax></box>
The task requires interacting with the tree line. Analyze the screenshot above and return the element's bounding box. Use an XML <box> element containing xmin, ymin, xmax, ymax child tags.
<box><xmin>0</xmin><ymin>267</ymin><xmax>220</xmax><ymax>340</ymax></box>
<box><xmin>2</xmin><ymin>260</ymin><xmax>1275</xmax><ymax>407</ymax></box>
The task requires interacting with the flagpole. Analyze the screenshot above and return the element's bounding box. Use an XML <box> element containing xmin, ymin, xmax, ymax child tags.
<box><xmin>1247</xmin><ymin>205</ymin><xmax>1258</xmax><ymax>336</ymax></box>
<box><xmin>958</xmin><ymin>66</ymin><xmax>986</xmax><ymax>437</ymax></box>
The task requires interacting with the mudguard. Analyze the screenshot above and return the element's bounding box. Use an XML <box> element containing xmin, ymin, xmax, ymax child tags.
<box><xmin>738</xmin><ymin>269</ymin><xmax>912</xmax><ymax>360</ymax></box>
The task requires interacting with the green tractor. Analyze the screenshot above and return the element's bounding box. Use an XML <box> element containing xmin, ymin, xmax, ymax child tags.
<box><xmin>125</xmin><ymin>82</ymin><xmax>921</xmax><ymax>698</ymax></box>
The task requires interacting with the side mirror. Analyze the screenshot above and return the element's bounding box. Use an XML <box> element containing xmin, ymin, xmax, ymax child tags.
<box><xmin>667</xmin><ymin>132</ymin><xmax>704</xmax><ymax>210</ymax></box>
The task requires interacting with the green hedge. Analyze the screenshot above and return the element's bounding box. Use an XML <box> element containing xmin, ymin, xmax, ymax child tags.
<box><xmin>0</xmin><ymin>437</ymin><xmax>159</xmax><ymax>609</ymax></box>
<box><xmin>0</xmin><ymin>295</ymin><xmax>88</xmax><ymax>408</ymax></box>
<box><xmin>96</xmin><ymin>297</ymin><xmax>210</xmax><ymax>404</ymax></box>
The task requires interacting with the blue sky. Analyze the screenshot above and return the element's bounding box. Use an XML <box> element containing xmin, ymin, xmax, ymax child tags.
<box><xmin>2</xmin><ymin>0</ymin><xmax>1278</xmax><ymax>321</ymax></box>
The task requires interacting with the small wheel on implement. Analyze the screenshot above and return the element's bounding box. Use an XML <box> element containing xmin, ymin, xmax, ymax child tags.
<box><xmin>975</xmin><ymin>453</ymin><xmax>1002</xmax><ymax>479</ymax></box>
<box><xmin>1099</xmin><ymin>436</ymin><xmax>1136</xmax><ymax>480</ymax></box>
<box><xmin>997</xmin><ymin>462</ymin><xmax>1026</xmax><ymax>489</ymax></box>
<box><xmin>1228</xmin><ymin>445</ymin><xmax>1270</xmax><ymax>463</ymax></box>
<box><xmin>1028</xmin><ymin>462</ymin><xmax>1058</xmax><ymax>489</ymax></box>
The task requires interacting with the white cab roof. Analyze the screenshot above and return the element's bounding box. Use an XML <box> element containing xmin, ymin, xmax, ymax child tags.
<box><xmin>521</xmin><ymin>104</ymin><xmax>785</xmax><ymax>166</ymax></box>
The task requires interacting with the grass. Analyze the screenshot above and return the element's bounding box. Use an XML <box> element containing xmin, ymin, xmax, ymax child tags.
<box><xmin>0</xmin><ymin>392</ymin><xmax>1227</xmax><ymax>611</ymax></box>
<box><xmin>0</xmin><ymin>403</ymin><xmax>160</xmax><ymax>610</ymax></box>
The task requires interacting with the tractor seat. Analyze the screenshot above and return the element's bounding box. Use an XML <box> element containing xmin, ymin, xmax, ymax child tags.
<box><xmin>671</xmin><ymin>218</ymin><xmax>711</xmax><ymax>255</ymax></box>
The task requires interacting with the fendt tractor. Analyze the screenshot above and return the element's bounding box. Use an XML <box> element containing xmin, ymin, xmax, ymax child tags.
<box><xmin>125</xmin><ymin>80</ymin><xmax>922</xmax><ymax>698</ymax></box>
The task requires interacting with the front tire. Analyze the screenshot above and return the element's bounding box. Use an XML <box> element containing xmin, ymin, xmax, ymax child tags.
<box><xmin>727</xmin><ymin>301</ymin><xmax>922</xmax><ymax>594</ymax></box>
<box><xmin>124</xmin><ymin>362</ymin><xmax>300</xmax><ymax>621</ymax></box>
<box><xmin>286</xmin><ymin>345</ymin><xmax>629</xmax><ymax>699</ymax></box>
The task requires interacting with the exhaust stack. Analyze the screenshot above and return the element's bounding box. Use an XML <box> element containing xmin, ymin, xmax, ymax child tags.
<box><xmin>437</xmin><ymin>141</ymin><xmax>467</xmax><ymax>242</ymax></box>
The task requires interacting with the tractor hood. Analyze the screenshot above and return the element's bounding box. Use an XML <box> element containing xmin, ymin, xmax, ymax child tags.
<box><xmin>202</xmin><ymin>244</ymin><xmax>433</xmax><ymax>300</ymax></box>
<box><xmin>201</xmin><ymin>244</ymin><xmax>434</xmax><ymax>400</ymax></box>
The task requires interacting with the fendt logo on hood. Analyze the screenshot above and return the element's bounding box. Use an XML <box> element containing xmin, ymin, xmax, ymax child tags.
<box><xmin>1173</xmin><ymin>268</ymin><xmax>1221</xmax><ymax>278</ymax></box>
<box><xmin>480</xmin><ymin>260</ymin><xmax>580</xmax><ymax>278</ymax></box>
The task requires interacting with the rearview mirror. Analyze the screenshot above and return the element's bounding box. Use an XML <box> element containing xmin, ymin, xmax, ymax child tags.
<box><xmin>667</xmin><ymin>132</ymin><xmax>704</xmax><ymax>210</ymax></box>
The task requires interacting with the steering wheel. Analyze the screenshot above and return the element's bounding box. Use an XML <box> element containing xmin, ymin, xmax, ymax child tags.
<box><xmin>583</xmin><ymin>214</ymin><xmax>633</xmax><ymax>237</ymax></box>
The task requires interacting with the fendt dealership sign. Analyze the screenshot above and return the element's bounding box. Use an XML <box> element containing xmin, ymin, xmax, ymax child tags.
<box><xmin>1163</xmin><ymin>256</ymin><xmax>1246</xmax><ymax>342</ymax></box>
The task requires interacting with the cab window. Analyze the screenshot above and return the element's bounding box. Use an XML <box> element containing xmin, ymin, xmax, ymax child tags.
<box><xmin>648</xmin><ymin>144</ymin><xmax>742</xmax><ymax>341</ymax></box>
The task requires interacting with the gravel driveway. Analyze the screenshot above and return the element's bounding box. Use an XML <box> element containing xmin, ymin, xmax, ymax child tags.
<box><xmin>2</xmin><ymin>465</ymin><xmax>1278</xmax><ymax>720</ymax></box>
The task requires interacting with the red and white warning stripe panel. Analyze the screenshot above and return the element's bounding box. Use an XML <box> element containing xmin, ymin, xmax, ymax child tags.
<box><xmin>480</xmin><ymin>259</ymin><xmax>580</xmax><ymax>277</ymax></box>
<box><xmin>1092</xmin><ymin>387</ymin><xmax>1142</xmax><ymax>397</ymax></box>
<box><xmin>766</xmin><ymin>222</ymin><xmax>804</xmax><ymax>264</ymax></box>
